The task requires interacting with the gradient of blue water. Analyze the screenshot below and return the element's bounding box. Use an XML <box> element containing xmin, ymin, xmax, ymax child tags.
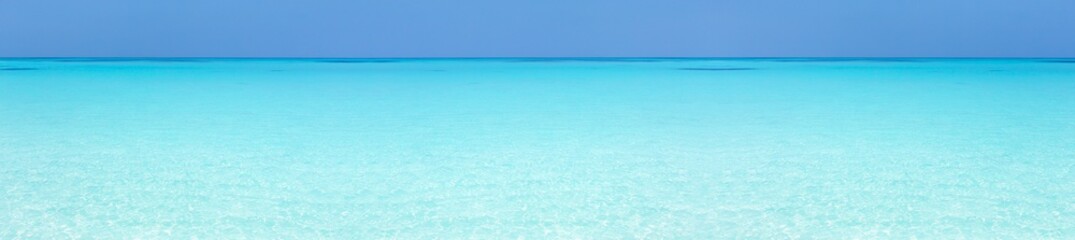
<box><xmin>2</xmin><ymin>59</ymin><xmax>1074</xmax><ymax>238</ymax></box>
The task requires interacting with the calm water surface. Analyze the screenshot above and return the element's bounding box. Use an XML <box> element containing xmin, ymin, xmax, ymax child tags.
<box><xmin>2</xmin><ymin>58</ymin><xmax>1074</xmax><ymax>238</ymax></box>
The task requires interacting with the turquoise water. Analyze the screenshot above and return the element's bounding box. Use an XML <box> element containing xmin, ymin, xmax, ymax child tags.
<box><xmin>2</xmin><ymin>58</ymin><xmax>1074</xmax><ymax>238</ymax></box>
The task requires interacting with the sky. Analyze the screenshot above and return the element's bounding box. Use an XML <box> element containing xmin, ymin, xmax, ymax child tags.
<box><xmin>2</xmin><ymin>0</ymin><xmax>1074</xmax><ymax>57</ymax></box>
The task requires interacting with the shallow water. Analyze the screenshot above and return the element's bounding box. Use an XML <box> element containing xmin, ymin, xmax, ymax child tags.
<box><xmin>2</xmin><ymin>58</ymin><xmax>1074</xmax><ymax>238</ymax></box>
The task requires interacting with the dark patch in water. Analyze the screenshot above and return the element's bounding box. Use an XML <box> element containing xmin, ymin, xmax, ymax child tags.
<box><xmin>1</xmin><ymin>67</ymin><xmax>38</xmax><ymax>71</ymax></box>
<box><xmin>1040</xmin><ymin>59</ymin><xmax>1075</xmax><ymax>63</ymax></box>
<box><xmin>678</xmin><ymin>67</ymin><xmax>757</xmax><ymax>71</ymax></box>
<box><xmin>316</xmin><ymin>59</ymin><xmax>400</xmax><ymax>63</ymax></box>
<box><xmin>768</xmin><ymin>58</ymin><xmax>921</xmax><ymax>63</ymax></box>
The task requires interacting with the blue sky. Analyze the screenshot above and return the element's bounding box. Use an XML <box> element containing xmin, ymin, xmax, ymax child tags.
<box><xmin>2</xmin><ymin>0</ymin><xmax>1074</xmax><ymax>57</ymax></box>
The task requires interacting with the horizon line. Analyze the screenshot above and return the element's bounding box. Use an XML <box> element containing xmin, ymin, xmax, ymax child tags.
<box><xmin>3</xmin><ymin>56</ymin><xmax>1075</xmax><ymax>59</ymax></box>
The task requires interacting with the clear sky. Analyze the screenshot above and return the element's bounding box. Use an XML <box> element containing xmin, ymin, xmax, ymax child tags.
<box><xmin>2</xmin><ymin>0</ymin><xmax>1074</xmax><ymax>57</ymax></box>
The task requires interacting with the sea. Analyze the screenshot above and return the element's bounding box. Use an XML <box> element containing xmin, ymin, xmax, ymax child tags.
<box><xmin>2</xmin><ymin>58</ymin><xmax>1074</xmax><ymax>238</ymax></box>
